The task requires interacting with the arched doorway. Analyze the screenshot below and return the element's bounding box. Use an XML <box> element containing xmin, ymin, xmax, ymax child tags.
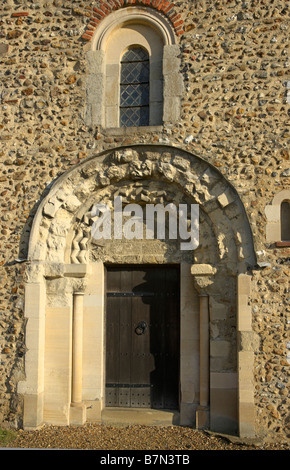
<box><xmin>18</xmin><ymin>145</ymin><xmax>256</xmax><ymax>436</ymax></box>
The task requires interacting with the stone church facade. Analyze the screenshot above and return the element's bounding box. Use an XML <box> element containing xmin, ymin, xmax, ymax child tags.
<box><xmin>0</xmin><ymin>0</ymin><xmax>289</xmax><ymax>443</ymax></box>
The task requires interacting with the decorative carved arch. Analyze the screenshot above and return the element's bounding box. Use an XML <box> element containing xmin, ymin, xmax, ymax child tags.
<box><xmin>28</xmin><ymin>145</ymin><xmax>256</xmax><ymax>273</ymax></box>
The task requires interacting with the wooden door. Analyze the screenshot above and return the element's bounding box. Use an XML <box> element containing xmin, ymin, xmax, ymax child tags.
<box><xmin>106</xmin><ymin>266</ymin><xmax>180</xmax><ymax>409</ymax></box>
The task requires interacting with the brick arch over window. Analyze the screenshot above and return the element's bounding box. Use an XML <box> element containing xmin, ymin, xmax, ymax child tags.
<box><xmin>81</xmin><ymin>0</ymin><xmax>184</xmax><ymax>43</ymax></box>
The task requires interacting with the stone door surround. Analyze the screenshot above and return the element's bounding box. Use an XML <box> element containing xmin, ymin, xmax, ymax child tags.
<box><xmin>18</xmin><ymin>145</ymin><xmax>257</xmax><ymax>437</ymax></box>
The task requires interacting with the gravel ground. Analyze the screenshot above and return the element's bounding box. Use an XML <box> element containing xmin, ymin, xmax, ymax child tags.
<box><xmin>1</xmin><ymin>423</ymin><xmax>289</xmax><ymax>451</ymax></box>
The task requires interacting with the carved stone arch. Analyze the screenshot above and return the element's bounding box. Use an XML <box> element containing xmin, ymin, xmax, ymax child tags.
<box><xmin>28</xmin><ymin>145</ymin><xmax>255</xmax><ymax>271</ymax></box>
<box><xmin>21</xmin><ymin>145</ymin><xmax>257</xmax><ymax>436</ymax></box>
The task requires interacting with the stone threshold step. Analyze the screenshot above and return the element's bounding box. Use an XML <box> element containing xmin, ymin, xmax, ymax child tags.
<box><xmin>101</xmin><ymin>407</ymin><xmax>180</xmax><ymax>427</ymax></box>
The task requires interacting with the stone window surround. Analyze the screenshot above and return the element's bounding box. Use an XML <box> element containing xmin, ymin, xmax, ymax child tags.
<box><xmin>265</xmin><ymin>190</ymin><xmax>290</xmax><ymax>247</ymax></box>
<box><xmin>84</xmin><ymin>7</ymin><xmax>184</xmax><ymax>129</ymax></box>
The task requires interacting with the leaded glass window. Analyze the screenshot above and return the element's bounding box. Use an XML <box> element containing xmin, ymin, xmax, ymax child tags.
<box><xmin>120</xmin><ymin>47</ymin><xmax>150</xmax><ymax>127</ymax></box>
<box><xmin>281</xmin><ymin>201</ymin><xmax>290</xmax><ymax>241</ymax></box>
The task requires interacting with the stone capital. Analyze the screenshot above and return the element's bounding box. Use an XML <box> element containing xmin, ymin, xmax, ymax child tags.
<box><xmin>190</xmin><ymin>264</ymin><xmax>216</xmax><ymax>293</ymax></box>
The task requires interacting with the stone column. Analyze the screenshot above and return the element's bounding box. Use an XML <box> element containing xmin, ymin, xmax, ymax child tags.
<box><xmin>72</xmin><ymin>292</ymin><xmax>84</xmax><ymax>405</ymax></box>
<box><xmin>195</xmin><ymin>292</ymin><xmax>210</xmax><ymax>429</ymax></box>
<box><xmin>70</xmin><ymin>291</ymin><xmax>86</xmax><ymax>424</ymax></box>
<box><xmin>190</xmin><ymin>264</ymin><xmax>216</xmax><ymax>430</ymax></box>
<box><xmin>199</xmin><ymin>294</ymin><xmax>209</xmax><ymax>408</ymax></box>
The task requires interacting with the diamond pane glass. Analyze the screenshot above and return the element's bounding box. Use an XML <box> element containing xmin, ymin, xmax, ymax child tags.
<box><xmin>120</xmin><ymin>47</ymin><xmax>150</xmax><ymax>127</ymax></box>
<box><xmin>120</xmin><ymin>84</ymin><xmax>149</xmax><ymax>107</ymax></box>
<box><xmin>122</xmin><ymin>48</ymin><xmax>149</xmax><ymax>63</ymax></box>
<box><xmin>120</xmin><ymin>106</ymin><xmax>149</xmax><ymax>128</ymax></box>
<box><xmin>121</xmin><ymin>61</ymin><xmax>149</xmax><ymax>84</ymax></box>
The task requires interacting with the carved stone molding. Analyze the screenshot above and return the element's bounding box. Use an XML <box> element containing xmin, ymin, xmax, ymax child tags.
<box><xmin>190</xmin><ymin>264</ymin><xmax>217</xmax><ymax>293</ymax></box>
<box><xmin>27</xmin><ymin>145</ymin><xmax>256</xmax><ymax>273</ymax></box>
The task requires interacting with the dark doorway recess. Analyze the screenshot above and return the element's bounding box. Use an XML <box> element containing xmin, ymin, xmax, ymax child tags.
<box><xmin>105</xmin><ymin>265</ymin><xmax>180</xmax><ymax>410</ymax></box>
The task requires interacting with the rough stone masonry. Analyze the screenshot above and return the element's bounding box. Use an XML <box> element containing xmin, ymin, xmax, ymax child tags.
<box><xmin>0</xmin><ymin>0</ymin><xmax>289</xmax><ymax>443</ymax></box>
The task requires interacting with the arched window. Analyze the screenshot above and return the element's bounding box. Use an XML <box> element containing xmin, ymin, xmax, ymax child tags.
<box><xmin>265</xmin><ymin>191</ymin><xmax>290</xmax><ymax>246</ymax></box>
<box><xmin>85</xmin><ymin>7</ymin><xmax>183</xmax><ymax>129</ymax></box>
<box><xmin>281</xmin><ymin>200</ymin><xmax>290</xmax><ymax>241</ymax></box>
<box><xmin>120</xmin><ymin>47</ymin><xmax>150</xmax><ymax>127</ymax></box>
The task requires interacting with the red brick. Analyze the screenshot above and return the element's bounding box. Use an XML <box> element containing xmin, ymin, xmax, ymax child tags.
<box><xmin>175</xmin><ymin>24</ymin><xmax>184</xmax><ymax>32</ymax></box>
<box><xmin>92</xmin><ymin>11</ymin><xmax>104</xmax><ymax>20</ymax></box>
<box><xmin>93</xmin><ymin>7</ymin><xmax>106</xmax><ymax>18</ymax></box>
<box><xmin>160</xmin><ymin>0</ymin><xmax>170</xmax><ymax>9</ymax></box>
<box><xmin>106</xmin><ymin>0</ymin><xmax>115</xmax><ymax>8</ymax></box>
<box><xmin>173</xmin><ymin>19</ymin><xmax>183</xmax><ymax>28</ymax></box>
<box><xmin>110</xmin><ymin>0</ymin><xmax>120</xmax><ymax>9</ymax></box>
<box><xmin>81</xmin><ymin>33</ymin><xmax>93</xmax><ymax>41</ymax></box>
<box><xmin>169</xmin><ymin>12</ymin><xmax>180</xmax><ymax>21</ymax></box>
<box><xmin>91</xmin><ymin>14</ymin><xmax>101</xmax><ymax>22</ymax></box>
<box><xmin>157</xmin><ymin>0</ymin><xmax>166</xmax><ymax>10</ymax></box>
<box><xmin>107</xmin><ymin>0</ymin><xmax>115</xmax><ymax>9</ymax></box>
<box><xmin>12</xmin><ymin>12</ymin><xmax>29</xmax><ymax>17</ymax></box>
<box><xmin>163</xmin><ymin>4</ymin><xmax>174</xmax><ymax>14</ymax></box>
<box><xmin>99</xmin><ymin>3</ymin><xmax>111</xmax><ymax>14</ymax></box>
<box><xmin>90</xmin><ymin>18</ymin><xmax>101</xmax><ymax>26</ymax></box>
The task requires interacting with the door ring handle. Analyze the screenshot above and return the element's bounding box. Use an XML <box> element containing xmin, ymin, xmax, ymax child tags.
<box><xmin>135</xmin><ymin>321</ymin><xmax>147</xmax><ymax>335</ymax></box>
